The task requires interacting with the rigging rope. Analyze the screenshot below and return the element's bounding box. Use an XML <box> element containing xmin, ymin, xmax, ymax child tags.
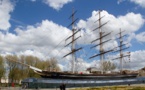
<box><xmin>47</xmin><ymin>33</ymin><xmax>71</xmax><ymax>57</ymax></box>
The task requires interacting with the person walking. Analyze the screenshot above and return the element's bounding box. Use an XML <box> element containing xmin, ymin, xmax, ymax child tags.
<box><xmin>62</xmin><ymin>83</ymin><xmax>66</xmax><ymax>90</ymax></box>
<box><xmin>59</xmin><ymin>84</ymin><xmax>62</xmax><ymax>90</ymax></box>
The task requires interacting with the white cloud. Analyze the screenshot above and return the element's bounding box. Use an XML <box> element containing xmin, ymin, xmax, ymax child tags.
<box><xmin>130</xmin><ymin>50</ymin><xmax>145</xmax><ymax>70</ymax></box>
<box><xmin>107</xmin><ymin>50</ymin><xmax>145</xmax><ymax>70</ymax></box>
<box><xmin>136</xmin><ymin>32</ymin><xmax>145</xmax><ymax>42</ymax></box>
<box><xmin>130</xmin><ymin>0</ymin><xmax>145</xmax><ymax>8</ymax></box>
<box><xmin>118</xmin><ymin>0</ymin><xmax>145</xmax><ymax>8</ymax></box>
<box><xmin>0</xmin><ymin>20</ymin><xmax>71</xmax><ymax>62</ymax></box>
<box><xmin>30</xmin><ymin>0</ymin><xmax>73</xmax><ymax>10</ymax></box>
<box><xmin>77</xmin><ymin>10</ymin><xmax>144</xmax><ymax>50</ymax></box>
<box><xmin>75</xmin><ymin>58</ymin><xmax>91</xmax><ymax>71</ymax></box>
<box><xmin>117</xmin><ymin>12</ymin><xmax>144</xmax><ymax>32</ymax></box>
<box><xmin>0</xmin><ymin>0</ymin><xmax>14</xmax><ymax>30</ymax></box>
<box><xmin>126</xmin><ymin>33</ymin><xmax>136</xmax><ymax>47</ymax></box>
<box><xmin>43</xmin><ymin>0</ymin><xmax>73</xmax><ymax>10</ymax></box>
<box><xmin>16</xmin><ymin>50</ymin><xmax>45</xmax><ymax>60</ymax></box>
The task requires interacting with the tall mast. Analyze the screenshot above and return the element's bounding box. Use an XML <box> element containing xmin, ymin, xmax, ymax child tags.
<box><xmin>89</xmin><ymin>10</ymin><xmax>112</xmax><ymax>74</ymax></box>
<box><xmin>119</xmin><ymin>29</ymin><xmax>123</xmax><ymax>72</ymax></box>
<box><xmin>71</xmin><ymin>9</ymin><xmax>75</xmax><ymax>73</ymax></box>
<box><xmin>99</xmin><ymin>11</ymin><xmax>104</xmax><ymax>74</ymax></box>
<box><xmin>128</xmin><ymin>52</ymin><xmax>130</xmax><ymax>62</ymax></box>
<box><xmin>112</xmin><ymin>29</ymin><xmax>130</xmax><ymax>73</ymax></box>
<box><xmin>63</xmin><ymin>9</ymin><xmax>82</xmax><ymax>73</ymax></box>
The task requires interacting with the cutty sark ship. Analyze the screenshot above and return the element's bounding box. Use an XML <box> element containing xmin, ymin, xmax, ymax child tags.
<box><xmin>6</xmin><ymin>10</ymin><xmax>145</xmax><ymax>88</ymax></box>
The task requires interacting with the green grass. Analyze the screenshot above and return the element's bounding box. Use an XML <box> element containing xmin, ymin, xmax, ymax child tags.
<box><xmin>71</xmin><ymin>86</ymin><xmax>145</xmax><ymax>90</ymax></box>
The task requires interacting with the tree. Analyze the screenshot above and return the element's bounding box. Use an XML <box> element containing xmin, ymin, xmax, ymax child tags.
<box><xmin>49</xmin><ymin>58</ymin><xmax>61</xmax><ymax>72</ymax></box>
<box><xmin>0</xmin><ymin>55</ymin><xmax>5</xmax><ymax>85</ymax></box>
<box><xmin>101</xmin><ymin>61</ymin><xmax>116</xmax><ymax>72</ymax></box>
<box><xmin>5</xmin><ymin>55</ymin><xmax>20</xmax><ymax>83</ymax></box>
<box><xmin>25</xmin><ymin>56</ymin><xmax>40</xmax><ymax>78</ymax></box>
<box><xmin>19</xmin><ymin>55</ymin><xmax>29</xmax><ymax>79</ymax></box>
<box><xmin>41</xmin><ymin>60</ymin><xmax>51</xmax><ymax>71</ymax></box>
<box><xmin>5</xmin><ymin>55</ymin><xmax>61</xmax><ymax>81</ymax></box>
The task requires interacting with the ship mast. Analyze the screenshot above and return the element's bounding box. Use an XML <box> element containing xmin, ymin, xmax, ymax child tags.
<box><xmin>99</xmin><ymin>11</ymin><xmax>104</xmax><ymax>74</ymax></box>
<box><xmin>89</xmin><ymin>10</ymin><xmax>112</xmax><ymax>74</ymax></box>
<box><xmin>71</xmin><ymin>9</ymin><xmax>75</xmax><ymax>73</ymax></box>
<box><xmin>112</xmin><ymin>29</ymin><xmax>130</xmax><ymax>73</ymax></box>
<box><xmin>63</xmin><ymin>9</ymin><xmax>82</xmax><ymax>73</ymax></box>
<box><xmin>119</xmin><ymin>29</ymin><xmax>123</xmax><ymax>72</ymax></box>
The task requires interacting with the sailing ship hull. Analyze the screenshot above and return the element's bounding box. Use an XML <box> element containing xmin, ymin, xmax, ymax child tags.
<box><xmin>40</xmin><ymin>74</ymin><xmax>137</xmax><ymax>80</ymax></box>
<box><xmin>21</xmin><ymin>71</ymin><xmax>143</xmax><ymax>89</ymax></box>
<box><xmin>21</xmin><ymin>76</ymin><xmax>145</xmax><ymax>89</ymax></box>
<box><xmin>35</xmin><ymin>71</ymin><xmax>138</xmax><ymax>80</ymax></box>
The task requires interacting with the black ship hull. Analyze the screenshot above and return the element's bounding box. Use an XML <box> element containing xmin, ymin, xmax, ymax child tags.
<box><xmin>40</xmin><ymin>73</ymin><xmax>138</xmax><ymax>80</ymax></box>
<box><xmin>36</xmin><ymin>71</ymin><xmax>138</xmax><ymax>80</ymax></box>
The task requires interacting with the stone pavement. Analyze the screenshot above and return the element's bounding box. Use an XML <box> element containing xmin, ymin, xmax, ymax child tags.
<box><xmin>0</xmin><ymin>87</ymin><xmax>72</xmax><ymax>90</ymax></box>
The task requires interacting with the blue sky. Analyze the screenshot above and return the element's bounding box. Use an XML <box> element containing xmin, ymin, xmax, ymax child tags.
<box><xmin>0</xmin><ymin>0</ymin><xmax>145</xmax><ymax>71</ymax></box>
<box><xmin>10</xmin><ymin>0</ymin><xmax>145</xmax><ymax>26</ymax></box>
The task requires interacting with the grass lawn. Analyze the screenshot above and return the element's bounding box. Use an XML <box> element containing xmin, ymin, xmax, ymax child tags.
<box><xmin>71</xmin><ymin>85</ymin><xmax>145</xmax><ymax>90</ymax></box>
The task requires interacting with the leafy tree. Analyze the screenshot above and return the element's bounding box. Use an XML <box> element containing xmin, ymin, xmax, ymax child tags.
<box><xmin>101</xmin><ymin>61</ymin><xmax>116</xmax><ymax>72</ymax></box>
<box><xmin>49</xmin><ymin>58</ymin><xmax>61</xmax><ymax>72</ymax></box>
<box><xmin>25</xmin><ymin>56</ymin><xmax>40</xmax><ymax>78</ymax></box>
<box><xmin>5</xmin><ymin>55</ymin><xmax>61</xmax><ymax>81</ymax></box>
<box><xmin>19</xmin><ymin>55</ymin><xmax>29</xmax><ymax>79</ymax></box>
<box><xmin>0</xmin><ymin>55</ymin><xmax>5</xmax><ymax>85</ymax></box>
<box><xmin>41</xmin><ymin>60</ymin><xmax>51</xmax><ymax>71</ymax></box>
<box><xmin>5</xmin><ymin>55</ymin><xmax>20</xmax><ymax>83</ymax></box>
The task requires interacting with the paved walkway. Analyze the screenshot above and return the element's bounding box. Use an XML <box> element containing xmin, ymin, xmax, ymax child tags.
<box><xmin>0</xmin><ymin>84</ymin><xmax>145</xmax><ymax>90</ymax></box>
<box><xmin>0</xmin><ymin>87</ymin><xmax>72</xmax><ymax>90</ymax></box>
